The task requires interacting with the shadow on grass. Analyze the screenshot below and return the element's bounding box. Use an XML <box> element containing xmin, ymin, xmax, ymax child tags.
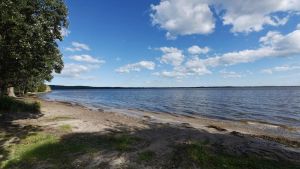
<box><xmin>0</xmin><ymin>97</ymin><xmax>43</xmax><ymax>166</ymax></box>
<box><xmin>2</xmin><ymin>123</ymin><xmax>300</xmax><ymax>169</ymax></box>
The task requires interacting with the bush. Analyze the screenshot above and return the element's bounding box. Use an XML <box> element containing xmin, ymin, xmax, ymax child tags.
<box><xmin>0</xmin><ymin>96</ymin><xmax>40</xmax><ymax>114</ymax></box>
<box><xmin>37</xmin><ymin>84</ymin><xmax>47</xmax><ymax>92</ymax></box>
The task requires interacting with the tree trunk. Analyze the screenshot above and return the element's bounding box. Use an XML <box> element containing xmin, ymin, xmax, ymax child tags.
<box><xmin>7</xmin><ymin>87</ymin><xmax>16</xmax><ymax>97</ymax></box>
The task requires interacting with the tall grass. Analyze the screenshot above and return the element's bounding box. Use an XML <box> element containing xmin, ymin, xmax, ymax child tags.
<box><xmin>0</xmin><ymin>96</ymin><xmax>40</xmax><ymax>115</ymax></box>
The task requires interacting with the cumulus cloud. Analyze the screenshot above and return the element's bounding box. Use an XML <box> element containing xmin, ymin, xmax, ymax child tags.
<box><xmin>116</xmin><ymin>61</ymin><xmax>155</xmax><ymax>73</ymax></box>
<box><xmin>188</xmin><ymin>45</ymin><xmax>210</xmax><ymax>55</ymax></box>
<box><xmin>57</xmin><ymin>63</ymin><xmax>103</xmax><ymax>79</ymax></box>
<box><xmin>155</xmin><ymin>29</ymin><xmax>300</xmax><ymax>78</ymax></box>
<box><xmin>150</xmin><ymin>0</ymin><xmax>300</xmax><ymax>37</ymax></box>
<box><xmin>66</xmin><ymin>42</ymin><xmax>90</xmax><ymax>52</ymax></box>
<box><xmin>159</xmin><ymin>47</ymin><xmax>185</xmax><ymax>66</ymax></box>
<box><xmin>262</xmin><ymin>65</ymin><xmax>300</xmax><ymax>74</ymax></box>
<box><xmin>150</xmin><ymin>0</ymin><xmax>215</xmax><ymax>39</ymax></box>
<box><xmin>155</xmin><ymin>56</ymin><xmax>211</xmax><ymax>78</ymax></box>
<box><xmin>203</xmin><ymin>29</ymin><xmax>300</xmax><ymax>67</ymax></box>
<box><xmin>70</xmin><ymin>55</ymin><xmax>105</xmax><ymax>64</ymax></box>
<box><xmin>220</xmin><ymin>70</ymin><xmax>242</xmax><ymax>78</ymax></box>
<box><xmin>297</xmin><ymin>23</ymin><xmax>300</xmax><ymax>29</ymax></box>
<box><xmin>215</xmin><ymin>0</ymin><xmax>299</xmax><ymax>33</ymax></box>
<box><xmin>58</xmin><ymin>64</ymin><xmax>90</xmax><ymax>78</ymax></box>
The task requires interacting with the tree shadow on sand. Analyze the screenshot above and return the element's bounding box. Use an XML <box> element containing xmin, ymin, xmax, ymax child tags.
<box><xmin>0</xmin><ymin>98</ymin><xmax>43</xmax><ymax>165</ymax></box>
<box><xmin>2</xmin><ymin>122</ymin><xmax>300</xmax><ymax>169</ymax></box>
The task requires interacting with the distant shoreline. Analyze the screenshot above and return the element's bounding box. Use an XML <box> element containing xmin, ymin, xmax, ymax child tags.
<box><xmin>49</xmin><ymin>85</ymin><xmax>300</xmax><ymax>90</ymax></box>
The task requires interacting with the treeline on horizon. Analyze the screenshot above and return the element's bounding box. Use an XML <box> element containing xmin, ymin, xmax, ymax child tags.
<box><xmin>50</xmin><ymin>85</ymin><xmax>300</xmax><ymax>90</ymax></box>
<box><xmin>0</xmin><ymin>0</ymin><xmax>68</xmax><ymax>97</ymax></box>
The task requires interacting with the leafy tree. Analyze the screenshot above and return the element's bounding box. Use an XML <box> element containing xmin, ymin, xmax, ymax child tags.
<box><xmin>0</xmin><ymin>0</ymin><xmax>68</xmax><ymax>96</ymax></box>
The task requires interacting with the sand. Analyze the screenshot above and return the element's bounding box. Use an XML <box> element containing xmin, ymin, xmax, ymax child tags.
<box><xmin>8</xmin><ymin>97</ymin><xmax>300</xmax><ymax>168</ymax></box>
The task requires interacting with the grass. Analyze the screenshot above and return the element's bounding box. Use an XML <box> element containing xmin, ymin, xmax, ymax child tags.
<box><xmin>47</xmin><ymin>116</ymin><xmax>73</xmax><ymax>121</ymax></box>
<box><xmin>1</xmin><ymin>133</ymin><xmax>60</xmax><ymax>168</ymax></box>
<box><xmin>1</xmin><ymin>132</ymin><xmax>143</xmax><ymax>169</ymax></box>
<box><xmin>58</xmin><ymin>124</ymin><xmax>72</xmax><ymax>132</ymax></box>
<box><xmin>138</xmin><ymin>150</ymin><xmax>156</xmax><ymax>162</ymax></box>
<box><xmin>105</xmin><ymin>134</ymin><xmax>142</xmax><ymax>151</ymax></box>
<box><xmin>0</xmin><ymin>96</ymin><xmax>40</xmax><ymax>115</ymax></box>
<box><xmin>171</xmin><ymin>142</ymin><xmax>300</xmax><ymax>169</ymax></box>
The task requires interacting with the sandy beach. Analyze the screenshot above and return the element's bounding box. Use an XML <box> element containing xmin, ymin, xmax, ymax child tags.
<box><xmin>1</xmin><ymin>97</ymin><xmax>297</xmax><ymax>168</ymax></box>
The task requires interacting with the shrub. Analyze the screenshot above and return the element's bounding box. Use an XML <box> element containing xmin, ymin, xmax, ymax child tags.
<box><xmin>37</xmin><ymin>84</ymin><xmax>47</xmax><ymax>92</ymax></box>
<box><xmin>0</xmin><ymin>96</ymin><xmax>40</xmax><ymax>114</ymax></box>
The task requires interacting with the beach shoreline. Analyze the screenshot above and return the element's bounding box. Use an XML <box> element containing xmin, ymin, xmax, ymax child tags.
<box><xmin>2</xmin><ymin>96</ymin><xmax>300</xmax><ymax>168</ymax></box>
<box><xmin>35</xmin><ymin>97</ymin><xmax>300</xmax><ymax>143</ymax></box>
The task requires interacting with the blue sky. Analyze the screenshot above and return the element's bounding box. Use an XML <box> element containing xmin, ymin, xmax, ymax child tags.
<box><xmin>51</xmin><ymin>0</ymin><xmax>300</xmax><ymax>87</ymax></box>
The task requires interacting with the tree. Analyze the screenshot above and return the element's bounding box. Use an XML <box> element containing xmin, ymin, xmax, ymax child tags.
<box><xmin>0</xmin><ymin>0</ymin><xmax>68</xmax><ymax>96</ymax></box>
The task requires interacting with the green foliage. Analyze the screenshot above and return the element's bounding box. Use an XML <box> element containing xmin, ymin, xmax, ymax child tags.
<box><xmin>37</xmin><ymin>83</ymin><xmax>47</xmax><ymax>92</ymax></box>
<box><xmin>0</xmin><ymin>96</ymin><xmax>40</xmax><ymax>114</ymax></box>
<box><xmin>0</xmin><ymin>0</ymin><xmax>68</xmax><ymax>94</ymax></box>
<box><xmin>171</xmin><ymin>142</ymin><xmax>300</xmax><ymax>169</ymax></box>
<box><xmin>138</xmin><ymin>150</ymin><xmax>156</xmax><ymax>162</ymax></box>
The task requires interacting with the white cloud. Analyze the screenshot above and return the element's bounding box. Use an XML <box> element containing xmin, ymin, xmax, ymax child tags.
<box><xmin>66</xmin><ymin>42</ymin><xmax>90</xmax><ymax>52</ymax></box>
<box><xmin>70</xmin><ymin>55</ymin><xmax>105</xmax><ymax>64</ymax></box>
<box><xmin>203</xmin><ymin>29</ymin><xmax>300</xmax><ymax>67</ymax></box>
<box><xmin>150</xmin><ymin>0</ymin><xmax>300</xmax><ymax>37</ymax></box>
<box><xmin>150</xmin><ymin>0</ymin><xmax>215</xmax><ymax>39</ymax></box>
<box><xmin>216</xmin><ymin>0</ymin><xmax>299</xmax><ymax>33</ymax></box>
<box><xmin>259</xmin><ymin>31</ymin><xmax>284</xmax><ymax>46</ymax></box>
<box><xmin>185</xmin><ymin>57</ymin><xmax>211</xmax><ymax>75</ymax></box>
<box><xmin>155</xmin><ymin>57</ymin><xmax>211</xmax><ymax>78</ymax></box>
<box><xmin>188</xmin><ymin>45</ymin><xmax>210</xmax><ymax>55</ymax></box>
<box><xmin>116</xmin><ymin>61</ymin><xmax>156</xmax><ymax>73</ymax></box>
<box><xmin>297</xmin><ymin>23</ymin><xmax>300</xmax><ymax>29</ymax></box>
<box><xmin>262</xmin><ymin>65</ymin><xmax>300</xmax><ymax>74</ymax></box>
<box><xmin>154</xmin><ymin>29</ymin><xmax>300</xmax><ymax>78</ymax></box>
<box><xmin>159</xmin><ymin>47</ymin><xmax>184</xmax><ymax>66</ymax></box>
<box><xmin>59</xmin><ymin>64</ymin><xmax>90</xmax><ymax>78</ymax></box>
<box><xmin>60</xmin><ymin>27</ymin><xmax>70</xmax><ymax>37</ymax></box>
<box><xmin>220</xmin><ymin>70</ymin><xmax>242</xmax><ymax>78</ymax></box>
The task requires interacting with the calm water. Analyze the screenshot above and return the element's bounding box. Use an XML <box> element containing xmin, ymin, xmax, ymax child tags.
<box><xmin>41</xmin><ymin>87</ymin><xmax>300</xmax><ymax>127</ymax></box>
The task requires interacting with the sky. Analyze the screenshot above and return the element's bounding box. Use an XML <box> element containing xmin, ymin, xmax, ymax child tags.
<box><xmin>51</xmin><ymin>0</ymin><xmax>300</xmax><ymax>87</ymax></box>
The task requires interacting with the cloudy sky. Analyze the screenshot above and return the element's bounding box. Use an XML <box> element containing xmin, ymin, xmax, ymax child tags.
<box><xmin>52</xmin><ymin>0</ymin><xmax>300</xmax><ymax>87</ymax></box>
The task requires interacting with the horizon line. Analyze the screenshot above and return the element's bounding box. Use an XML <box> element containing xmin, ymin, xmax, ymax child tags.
<box><xmin>49</xmin><ymin>85</ymin><xmax>300</xmax><ymax>88</ymax></box>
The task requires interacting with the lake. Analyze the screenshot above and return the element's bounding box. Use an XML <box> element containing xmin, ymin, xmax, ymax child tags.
<box><xmin>41</xmin><ymin>87</ymin><xmax>300</xmax><ymax>127</ymax></box>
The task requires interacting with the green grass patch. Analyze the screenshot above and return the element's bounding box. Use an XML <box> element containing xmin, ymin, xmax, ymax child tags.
<box><xmin>1</xmin><ymin>132</ymin><xmax>143</xmax><ymax>168</ymax></box>
<box><xmin>47</xmin><ymin>116</ymin><xmax>73</xmax><ymax>121</ymax></box>
<box><xmin>138</xmin><ymin>150</ymin><xmax>156</xmax><ymax>162</ymax></box>
<box><xmin>0</xmin><ymin>96</ymin><xmax>40</xmax><ymax>115</ymax></box>
<box><xmin>105</xmin><ymin>134</ymin><xmax>142</xmax><ymax>151</ymax></box>
<box><xmin>59</xmin><ymin>124</ymin><xmax>72</xmax><ymax>132</ymax></box>
<box><xmin>171</xmin><ymin>142</ymin><xmax>300</xmax><ymax>169</ymax></box>
<box><xmin>1</xmin><ymin>133</ymin><xmax>60</xmax><ymax>168</ymax></box>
